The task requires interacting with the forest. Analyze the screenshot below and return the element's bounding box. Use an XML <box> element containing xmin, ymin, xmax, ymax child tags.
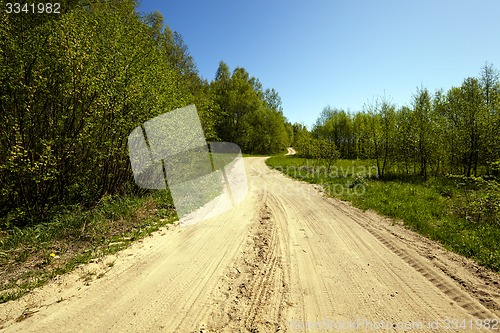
<box><xmin>295</xmin><ymin>63</ymin><xmax>500</xmax><ymax>180</ymax></box>
<box><xmin>0</xmin><ymin>0</ymin><xmax>291</xmax><ymax>228</ymax></box>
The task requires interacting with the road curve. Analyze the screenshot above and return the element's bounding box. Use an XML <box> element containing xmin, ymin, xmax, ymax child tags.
<box><xmin>285</xmin><ymin>147</ymin><xmax>296</xmax><ymax>156</ymax></box>
<box><xmin>0</xmin><ymin>157</ymin><xmax>499</xmax><ymax>332</ymax></box>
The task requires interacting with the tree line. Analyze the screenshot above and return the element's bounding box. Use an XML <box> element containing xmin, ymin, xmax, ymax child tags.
<box><xmin>303</xmin><ymin>63</ymin><xmax>500</xmax><ymax>179</ymax></box>
<box><xmin>0</xmin><ymin>0</ymin><xmax>290</xmax><ymax>227</ymax></box>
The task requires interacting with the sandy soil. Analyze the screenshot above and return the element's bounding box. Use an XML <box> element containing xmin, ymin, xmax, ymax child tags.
<box><xmin>0</xmin><ymin>157</ymin><xmax>499</xmax><ymax>332</ymax></box>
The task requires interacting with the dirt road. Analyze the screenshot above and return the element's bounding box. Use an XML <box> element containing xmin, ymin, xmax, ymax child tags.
<box><xmin>1</xmin><ymin>157</ymin><xmax>499</xmax><ymax>332</ymax></box>
<box><xmin>285</xmin><ymin>147</ymin><xmax>296</xmax><ymax>156</ymax></box>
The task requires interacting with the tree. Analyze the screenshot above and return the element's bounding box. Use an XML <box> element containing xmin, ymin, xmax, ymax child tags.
<box><xmin>316</xmin><ymin>139</ymin><xmax>340</xmax><ymax>172</ymax></box>
<box><xmin>210</xmin><ymin>63</ymin><xmax>288</xmax><ymax>154</ymax></box>
<box><xmin>480</xmin><ymin>62</ymin><xmax>500</xmax><ymax>109</ymax></box>
<box><xmin>308</xmin><ymin>63</ymin><xmax>500</xmax><ymax>180</ymax></box>
<box><xmin>264</xmin><ymin>88</ymin><xmax>283</xmax><ymax>113</ymax></box>
<box><xmin>394</xmin><ymin>106</ymin><xmax>416</xmax><ymax>175</ymax></box>
<box><xmin>352</xmin><ymin>111</ymin><xmax>371</xmax><ymax>159</ymax></box>
<box><xmin>312</xmin><ymin>107</ymin><xmax>355</xmax><ymax>159</ymax></box>
<box><xmin>0</xmin><ymin>0</ymin><xmax>199</xmax><ymax>225</ymax></box>
<box><xmin>479</xmin><ymin>62</ymin><xmax>500</xmax><ymax>172</ymax></box>
<box><xmin>364</xmin><ymin>97</ymin><xmax>396</xmax><ymax>178</ymax></box>
<box><xmin>211</xmin><ymin>61</ymin><xmax>232</xmax><ymax>141</ymax></box>
<box><xmin>292</xmin><ymin>123</ymin><xmax>312</xmax><ymax>156</ymax></box>
<box><xmin>284</xmin><ymin>121</ymin><xmax>294</xmax><ymax>147</ymax></box>
<box><xmin>431</xmin><ymin>89</ymin><xmax>448</xmax><ymax>176</ymax></box>
<box><xmin>442</xmin><ymin>79</ymin><xmax>487</xmax><ymax>176</ymax></box>
<box><xmin>412</xmin><ymin>87</ymin><xmax>434</xmax><ymax>177</ymax></box>
<box><xmin>460</xmin><ymin>78</ymin><xmax>487</xmax><ymax>177</ymax></box>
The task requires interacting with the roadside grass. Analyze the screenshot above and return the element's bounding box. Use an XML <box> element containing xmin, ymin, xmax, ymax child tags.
<box><xmin>0</xmin><ymin>190</ymin><xmax>177</xmax><ymax>303</ymax></box>
<box><xmin>242</xmin><ymin>153</ymin><xmax>271</xmax><ymax>157</ymax></box>
<box><xmin>266</xmin><ymin>155</ymin><xmax>500</xmax><ymax>272</ymax></box>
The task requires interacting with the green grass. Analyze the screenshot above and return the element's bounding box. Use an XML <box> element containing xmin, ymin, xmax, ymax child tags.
<box><xmin>242</xmin><ymin>153</ymin><xmax>271</xmax><ymax>157</ymax></box>
<box><xmin>266</xmin><ymin>155</ymin><xmax>500</xmax><ymax>272</ymax></box>
<box><xmin>0</xmin><ymin>190</ymin><xmax>177</xmax><ymax>303</ymax></box>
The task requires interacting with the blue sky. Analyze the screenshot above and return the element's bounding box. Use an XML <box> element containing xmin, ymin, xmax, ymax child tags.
<box><xmin>138</xmin><ymin>0</ymin><xmax>500</xmax><ymax>128</ymax></box>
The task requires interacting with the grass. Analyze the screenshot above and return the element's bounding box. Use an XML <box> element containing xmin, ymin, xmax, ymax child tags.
<box><xmin>266</xmin><ymin>154</ymin><xmax>500</xmax><ymax>272</ymax></box>
<box><xmin>0</xmin><ymin>190</ymin><xmax>177</xmax><ymax>303</ymax></box>
<box><xmin>242</xmin><ymin>153</ymin><xmax>271</xmax><ymax>157</ymax></box>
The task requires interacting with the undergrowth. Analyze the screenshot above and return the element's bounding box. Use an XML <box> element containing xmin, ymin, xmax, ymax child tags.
<box><xmin>0</xmin><ymin>190</ymin><xmax>177</xmax><ymax>303</ymax></box>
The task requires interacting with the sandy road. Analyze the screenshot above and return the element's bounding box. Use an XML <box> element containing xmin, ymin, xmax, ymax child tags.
<box><xmin>285</xmin><ymin>147</ymin><xmax>296</xmax><ymax>156</ymax></box>
<box><xmin>1</xmin><ymin>157</ymin><xmax>499</xmax><ymax>332</ymax></box>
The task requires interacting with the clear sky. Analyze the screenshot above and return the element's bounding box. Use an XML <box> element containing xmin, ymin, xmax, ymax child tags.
<box><xmin>137</xmin><ymin>0</ymin><xmax>500</xmax><ymax>128</ymax></box>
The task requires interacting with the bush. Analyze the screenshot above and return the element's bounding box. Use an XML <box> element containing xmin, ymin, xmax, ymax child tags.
<box><xmin>491</xmin><ymin>161</ymin><xmax>500</xmax><ymax>177</ymax></box>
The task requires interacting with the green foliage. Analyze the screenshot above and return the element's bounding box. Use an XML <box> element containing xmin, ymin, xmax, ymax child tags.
<box><xmin>294</xmin><ymin>137</ymin><xmax>339</xmax><ymax>171</ymax></box>
<box><xmin>313</xmin><ymin>107</ymin><xmax>356</xmax><ymax>158</ymax></box>
<box><xmin>448</xmin><ymin>175</ymin><xmax>500</xmax><ymax>226</ymax></box>
<box><xmin>210</xmin><ymin>63</ymin><xmax>289</xmax><ymax>154</ymax></box>
<box><xmin>1</xmin><ymin>0</ymin><xmax>174</xmax><ymax>225</ymax></box>
<box><xmin>0</xmin><ymin>1</ymin><xmax>288</xmax><ymax>228</ymax></box>
<box><xmin>311</xmin><ymin>64</ymin><xmax>500</xmax><ymax>180</ymax></box>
